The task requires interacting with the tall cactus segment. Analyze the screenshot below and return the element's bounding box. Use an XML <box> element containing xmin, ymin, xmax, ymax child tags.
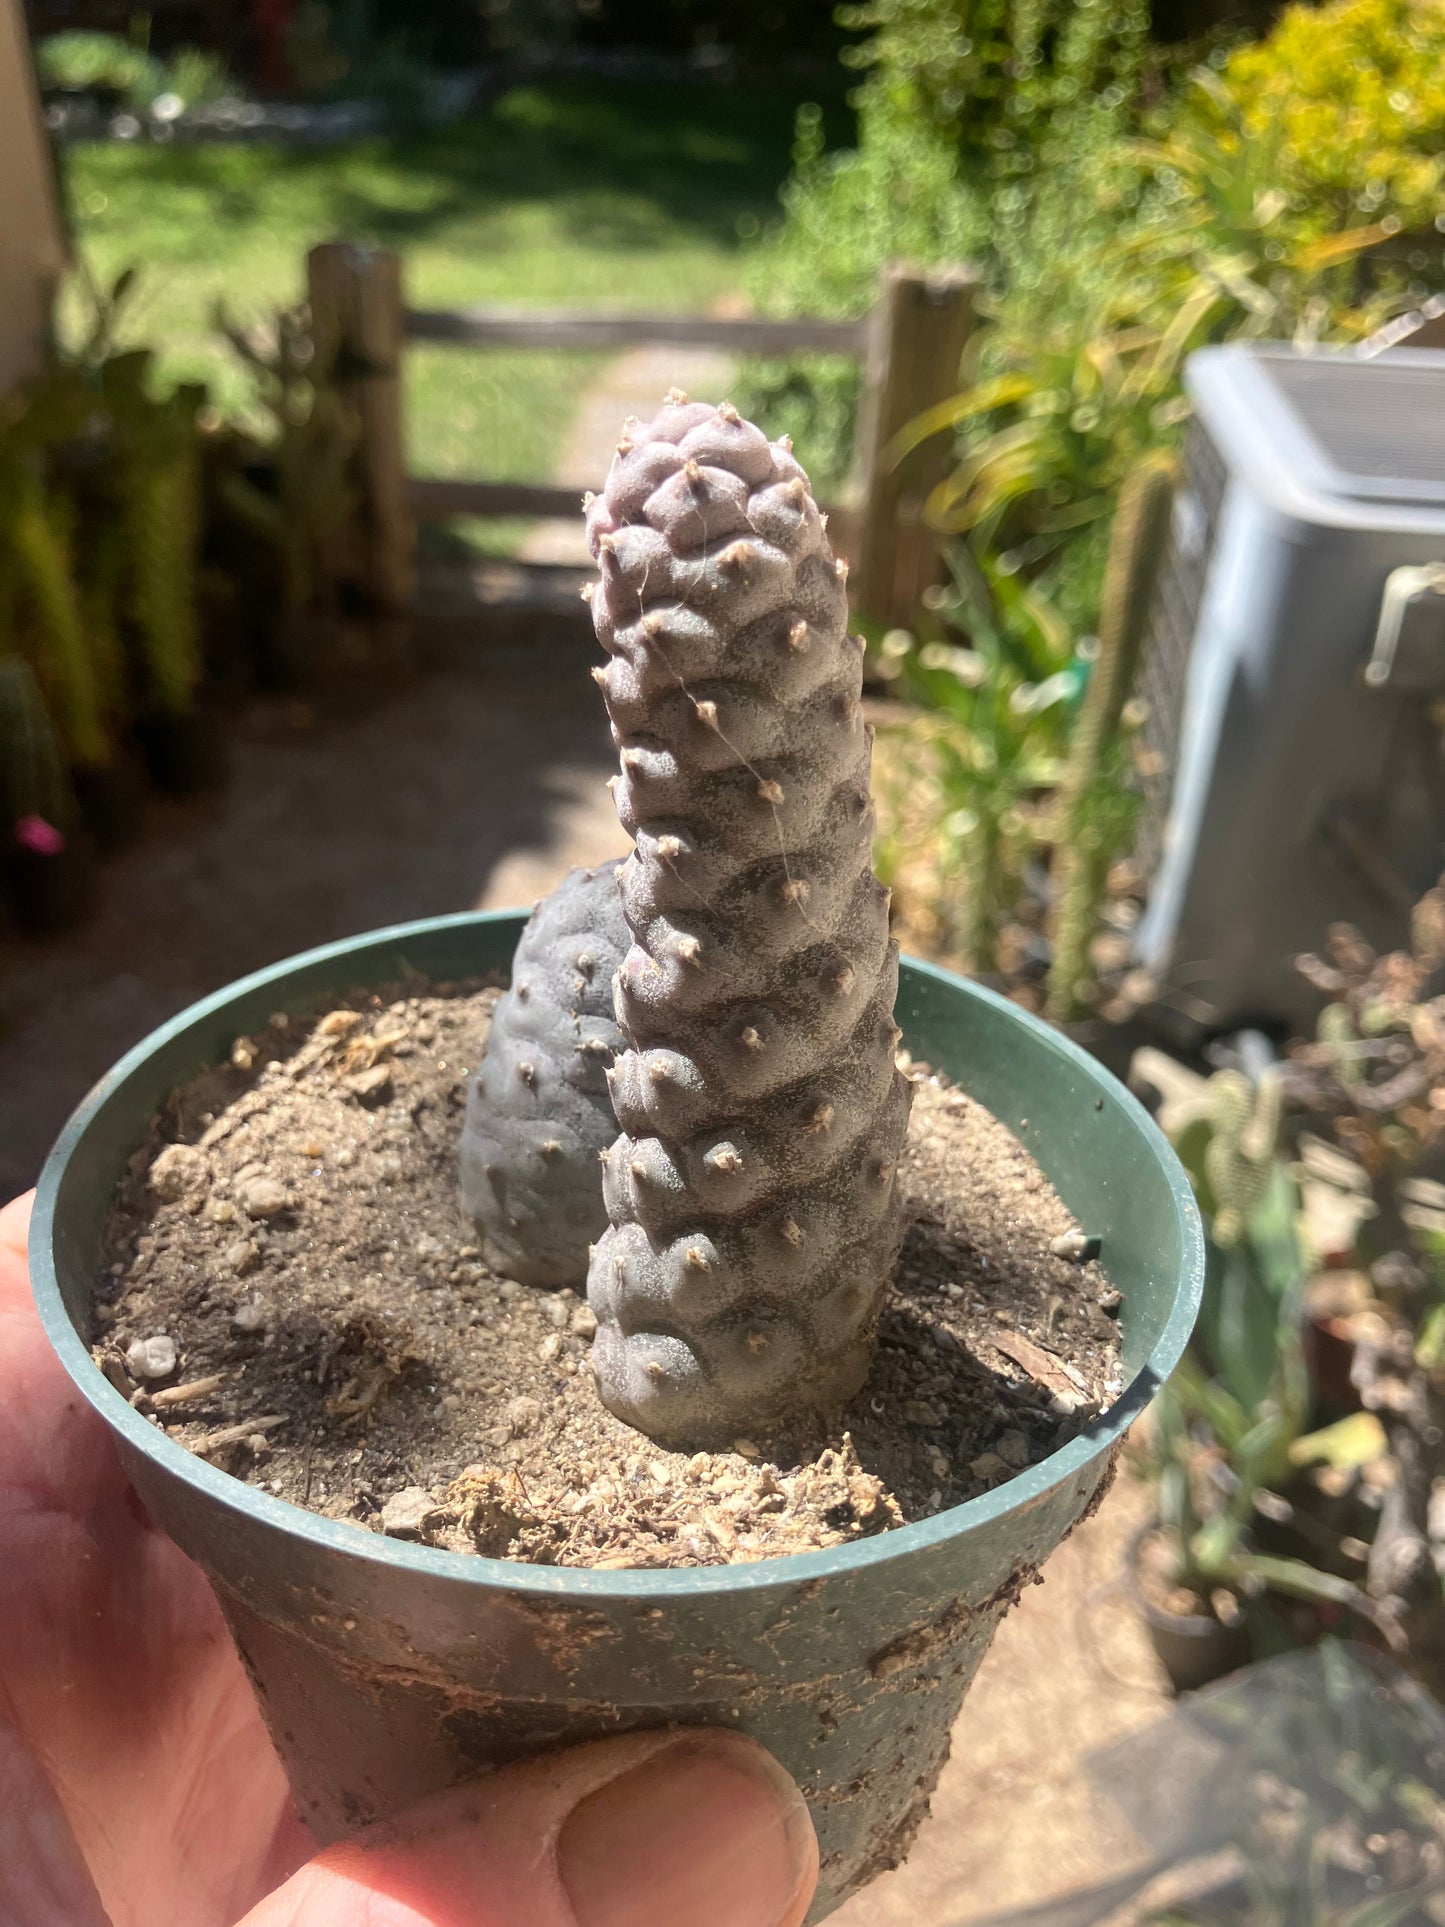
<box><xmin>584</xmin><ymin>394</ymin><xmax>913</xmax><ymax>1448</ymax></box>
<box><xmin>1046</xmin><ymin>450</ymin><xmax>1177</xmax><ymax>1023</ymax></box>
<box><xmin>461</xmin><ymin>861</ymin><xmax>629</xmax><ymax>1288</ymax></box>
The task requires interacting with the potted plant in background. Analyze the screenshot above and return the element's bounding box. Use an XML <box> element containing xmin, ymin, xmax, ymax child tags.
<box><xmin>1136</xmin><ymin>1061</ymin><xmax>1405</xmax><ymax>1692</ymax></box>
<box><xmin>29</xmin><ymin>400</ymin><xmax>1204</xmax><ymax>1919</ymax></box>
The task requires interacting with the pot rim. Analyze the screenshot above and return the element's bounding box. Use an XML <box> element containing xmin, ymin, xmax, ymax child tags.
<box><xmin>30</xmin><ymin>909</ymin><xmax>1204</xmax><ymax>1602</ymax></box>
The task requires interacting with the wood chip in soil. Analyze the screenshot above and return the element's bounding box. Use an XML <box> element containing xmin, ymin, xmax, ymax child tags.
<box><xmin>91</xmin><ymin>980</ymin><xmax>1125</xmax><ymax>1569</ymax></box>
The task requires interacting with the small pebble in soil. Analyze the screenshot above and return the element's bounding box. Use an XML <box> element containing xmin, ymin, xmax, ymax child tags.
<box><xmin>238</xmin><ymin>1177</ymin><xmax>290</xmax><ymax>1219</ymax></box>
<box><xmin>225</xmin><ymin>1238</ymin><xmax>260</xmax><ymax>1276</ymax></box>
<box><xmin>232</xmin><ymin>1296</ymin><xmax>268</xmax><ymax>1333</ymax></box>
<box><xmin>1049</xmin><ymin>1231</ymin><xmax>1091</xmax><ymax>1262</ymax></box>
<box><xmin>507</xmin><ymin>1395</ymin><xmax>542</xmax><ymax>1435</ymax></box>
<box><xmin>380</xmin><ymin>1488</ymin><xmax>437</xmax><ymax>1539</ymax></box>
<box><xmin>150</xmin><ymin>1144</ymin><xmax>208</xmax><ymax>1201</ymax></box>
<box><xmin>126</xmin><ymin>1334</ymin><xmax>177</xmax><ymax>1380</ymax></box>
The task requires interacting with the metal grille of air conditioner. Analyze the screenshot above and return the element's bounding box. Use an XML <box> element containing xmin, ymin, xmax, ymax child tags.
<box><xmin>1133</xmin><ymin>422</ymin><xmax>1228</xmax><ymax>877</ymax></box>
<box><xmin>1266</xmin><ymin>355</ymin><xmax>1445</xmax><ymax>499</ymax></box>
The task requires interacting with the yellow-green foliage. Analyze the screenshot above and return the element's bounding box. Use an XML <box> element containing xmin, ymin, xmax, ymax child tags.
<box><xmin>1046</xmin><ymin>451</ymin><xmax>1175</xmax><ymax>1023</ymax></box>
<box><xmin>0</xmin><ymin>654</ymin><xmax>75</xmax><ymax>830</ymax></box>
<box><xmin>1219</xmin><ymin>0</ymin><xmax>1445</xmax><ymax>242</ymax></box>
<box><xmin>126</xmin><ymin>441</ymin><xmax>202</xmax><ymax>716</ymax></box>
<box><xmin>8</xmin><ymin>480</ymin><xmax>111</xmax><ymax>770</ymax></box>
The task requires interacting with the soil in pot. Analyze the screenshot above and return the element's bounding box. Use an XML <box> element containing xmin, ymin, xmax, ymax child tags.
<box><xmin>90</xmin><ymin>976</ymin><xmax>1127</xmax><ymax>1570</ymax></box>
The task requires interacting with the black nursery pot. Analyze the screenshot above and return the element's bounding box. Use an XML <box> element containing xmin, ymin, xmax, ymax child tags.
<box><xmin>3</xmin><ymin>831</ymin><xmax>96</xmax><ymax>934</ymax></box>
<box><xmin>132</xmin><ymin>704</ymin><xmax>230</xmax><ymax>796</ymax></box>
<box><xmin>31</xmin><ymin>912</ymin><xmax>1203</xmax><ymax>1920</ymax></box>
<box><xmin>1126</xmin><ymin>1528</ymin><xmax>1251</xmax><ymax>1695</ymax></box>
<box><xmin>73</xmin><ymin>750</ymin><xmax>150</xmax><ymax>857</ymax></box>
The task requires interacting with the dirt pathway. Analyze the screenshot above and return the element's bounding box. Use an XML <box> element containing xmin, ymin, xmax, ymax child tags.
<box><xmin>519</xmin><ymin>344</ymin><xmax>736</xmax><ymax>565</ymax></box>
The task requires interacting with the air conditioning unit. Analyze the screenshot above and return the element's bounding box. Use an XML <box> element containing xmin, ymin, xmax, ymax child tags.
<box><xmin>1132</xmin><ymin>343</ymin><xmax>1445</xmax><ymax>1036</ymax></box>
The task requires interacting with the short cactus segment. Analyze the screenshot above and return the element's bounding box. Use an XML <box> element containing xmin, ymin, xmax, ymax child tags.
<box><xmin>460</xmin><ymin>861</ymin><xmax>629</xmax><ymax>1288</ymax></box>
<box><xmin>584</xmin><ymin>394</ymin><xmax>913</xmax><ymax>1448</ymax></box>
<box><xmin>1203</xmin><ymin>1067</ymin><xmax>1282</xmax><ymax>1249</ymax></box>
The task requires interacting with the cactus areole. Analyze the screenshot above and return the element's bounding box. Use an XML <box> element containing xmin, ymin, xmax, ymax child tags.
<box><xmin>584</xmin><ymin>395</ymin><xmax>914</xmax><ymax>1448</ymax></box>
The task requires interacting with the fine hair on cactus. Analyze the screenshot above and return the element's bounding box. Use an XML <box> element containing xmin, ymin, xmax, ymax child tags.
<box><xmin>460</xmin><ymin>860</ymin><xmax>629</xmax><ymax>1288</ymax></box>
<box><xmin>584</xmin><ymin>392</ymin><xmax>913</xmax><ymax>1448</ymax></box>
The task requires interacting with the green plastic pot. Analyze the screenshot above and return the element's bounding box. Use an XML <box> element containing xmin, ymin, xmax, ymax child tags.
<box><xmin>31</xmin><ymin>912</ymin><xmax>1203</xmax><ymax>1920</ymax></box>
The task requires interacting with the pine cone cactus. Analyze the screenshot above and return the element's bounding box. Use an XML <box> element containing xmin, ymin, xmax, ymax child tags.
<box><xmin>460</xmin><ymin>860</ymin><xmax>628</xmax><ymax>1287</ymax></box>
<box><xmin>584</xmin><ymin>394</ymin><xmax>913</xmax><ymax>1448</ymax></box>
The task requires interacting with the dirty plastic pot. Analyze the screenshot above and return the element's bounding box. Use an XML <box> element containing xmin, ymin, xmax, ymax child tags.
<box><xmin>31</xmin><ymin>912</ymin><xmax>1203</xmax><ymax>1920</ymax></box>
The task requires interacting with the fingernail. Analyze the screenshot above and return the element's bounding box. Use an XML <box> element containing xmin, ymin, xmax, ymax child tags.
<box><xmin>558</xmin><ymin>1732</ymin><xmax>817</xmax><ymax>1927</ymax></box>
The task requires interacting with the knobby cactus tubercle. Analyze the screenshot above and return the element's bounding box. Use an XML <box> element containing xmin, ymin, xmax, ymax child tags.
<box><xmin>460</xmin><ymin>860</ymin><xmax>629</xmax><ymax>1288</ymax></box>
<box><xmin>583</xmin><ymin>393</ymin><xmax>913</xmax><ymax>1447</ymax></box>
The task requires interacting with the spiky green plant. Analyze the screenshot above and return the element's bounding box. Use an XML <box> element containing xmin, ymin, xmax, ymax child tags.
<box><xmin>4</xmin><ymin>474</ymin><xmax>112</xmax><ymax>770</ymax></box>
<box><xmin>121</xmin><ymin>399</ymin><xmax>204</xmax><ymax>715</ymax></box>
<box><xmin>214</xmin><ymin>303</ymin><xmax>360</xmax><ymax>626</ymax></box>
<box><xmin>1046</xmin><ymin>450</ymin><xmax>1175</xmax><ymax>1021</ymax></box>
<box><xmin>0</xmin><ymin>654</ymin><xmax>77</xmax><ymax>833</ymax></box>
<box><xmin>1151</xmin><ymin>1067</ymin><xmax>1398</xmax><ymax>1650</ymax></box>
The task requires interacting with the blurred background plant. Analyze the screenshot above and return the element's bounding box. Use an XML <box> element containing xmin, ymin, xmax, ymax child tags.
<box><xmin>34</xmin><ymin>26</ymin><xmax>237</xmax><ymax>117</ymax></box>
<box><xmin>1127</xmin><ymin>874</ymin><xmax>1445</xmax><ymax>1697</ymax></box>
<box><xmin>742</xmin><ymin>0</ymin><xmax>1445</xmax><ymax>994</ymax></box>
<box><xmin>1140</xmin><ymin>1063</ymin><xmax>1401</xmax><ymax>1687</ymax></box>
<box><xmin>1281</xmin><ymin>886</ymin><xmax>1445</xmax><ymax>1687</ymax></box>
<box><xmin>871</xmin><ymin>543</ymin><xmax>1073</xmax><ymax>974</ymax></box>
<box><xmin>0</xmin><ymin>257</ymin><xmax>378</xmax><ymax>926</ymax></box>
<box><xmin>211</xmin><ymin>301</ymin><xmax>362</xmax><ymax>680</ymax></box>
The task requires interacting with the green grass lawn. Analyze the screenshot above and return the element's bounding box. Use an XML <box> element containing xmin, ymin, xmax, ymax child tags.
<box><xmin>59</xmin><ymin>78</ymin><xmax>850</xmax><ymax>513</ymax></box>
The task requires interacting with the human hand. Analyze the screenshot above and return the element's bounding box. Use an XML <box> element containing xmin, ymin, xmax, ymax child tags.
<box><xmin>0</xmin><ymin>1189</ymin><xmax>818</xmax><ymax>1926</ymax></box>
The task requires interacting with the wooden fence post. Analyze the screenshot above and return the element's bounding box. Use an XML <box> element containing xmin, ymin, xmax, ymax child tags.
<box><xmin>307</xmin><ymin>242</ymin><xmax>415</xmax><ymax>615</ymax></box>
<box><xmin>849</xmin><ymin>261</ymin><xmax>977</xmax><ymax>632</ymax></box>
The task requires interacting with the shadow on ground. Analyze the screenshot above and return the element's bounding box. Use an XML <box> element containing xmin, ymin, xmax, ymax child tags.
<box><xmin>0</xmin><ymin>615</ymin><xmax>627</xmax><ymax>1196</ymax></box>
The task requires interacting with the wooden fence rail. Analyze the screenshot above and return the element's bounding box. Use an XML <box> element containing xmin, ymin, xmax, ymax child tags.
<box><xmin>405</xmin><ymin>308</ymin><xmax>869</xmax><ymax>357</ymax></box>
<box><xmin>307</xmin><ymin>243</ymin><xmax>976</xmax><ymax>631</ymax></box>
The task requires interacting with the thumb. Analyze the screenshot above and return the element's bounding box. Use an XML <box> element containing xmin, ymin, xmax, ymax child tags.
<box><xmin>235</xmin><ymin>1727</ymin><xmax>818</xmax><ymax>1927</ymax></box>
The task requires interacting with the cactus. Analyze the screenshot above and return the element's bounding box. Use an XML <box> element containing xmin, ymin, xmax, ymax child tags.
<box><xmin>125</xmin><ymin>415</ymin><xmax>203</xmax><ymax>715</ymax></box>
<box><xmin>460</xmin><ymin>861</ymin><xmax>629</xmax><ymax>1288</ymax></box>
<box><xmin>584</xmin><ymin>393</ymin><xmax>913</xmax><ymax>1448</ymax></box>
<box><xmin>1046</xmin><ymin>450</ymin><xmax>1177</xmax><ymax>1022</ymax></box>
<box><xmin>8</xmin><ymin>475</ymin><xmax>112</xmax><ymax>770</ymax></box>
<box><xmin>0</xmin><ymin>654</ymin><xmax>76</xmax><ymax>833</ymax></box>
<box><xmin>1203</xmin><ymin>1067</ymin><xmax>1282</xmax><ymax>1249</ymax></box>
<box><xmin>79</xmin><ymin>518</ymin><xmax>131</xmax><ymax>731</ymax></box>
